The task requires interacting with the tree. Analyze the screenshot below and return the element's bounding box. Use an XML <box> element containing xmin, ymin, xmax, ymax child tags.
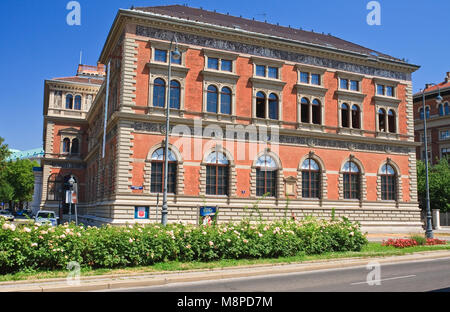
<box><xmin>3</xmin><ymin>159</ymin><xmax>38</xmax><ymax>207</ymax></box>
<box><xmin>417</xmin><ymin>158</ymin><xmax>450</xmax><ymax>213</ymax></box>
<box><xmin>0</xmin><ymin>137</ymin><xmax>12</xmax><ymax>206</ymax></box>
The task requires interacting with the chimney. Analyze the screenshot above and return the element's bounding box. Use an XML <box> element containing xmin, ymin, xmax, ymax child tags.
<box><xmin>425</xmin><ymin>83</ymin><xmax>433</xmax><ymax>90</ymax></box>
<box><xmin>446</xmin><ymin>72</ymin><xmax>450</xmax><ymax>83</ymax></box>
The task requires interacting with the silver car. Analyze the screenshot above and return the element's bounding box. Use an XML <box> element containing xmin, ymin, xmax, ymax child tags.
<box><xmin>0</xmin><ymin>210</ymin><xmax>15</xmax><ymax>221</ymax></box>
<box><xmin>35</xmin><ymin>211</ymin><xmax>58</xmax><ymax>226</ymax></box>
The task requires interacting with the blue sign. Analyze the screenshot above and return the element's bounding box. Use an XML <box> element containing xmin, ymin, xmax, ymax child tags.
<box><xmin>135</xmin><ymin>206</ymin><xmax>149</xmax><ymax>219</ymax></box>
<box><xmin>131</xmin><ymin>186</ymin><xmax>144</xmax><ymax>190</ymax></box>
<box><xmin>200</xmin><ymin>206</ymin><xmax>217</xmax><ymax>217</ymax></box>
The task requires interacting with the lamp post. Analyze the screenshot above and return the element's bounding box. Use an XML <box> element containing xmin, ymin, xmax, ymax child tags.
<box><xmin>421</xmin><ymin>83</ymin><xmax>442</xmax><ymax>239</ymax></box>
<box><xmin>161</xmin><ymin>36</ymin><xmax>181</xmax><ymax>226</ymax></box>
<box><xmin>68</xmin><ymin>175</ymin><xmax>75</xmax><ymax>223</ymax></box>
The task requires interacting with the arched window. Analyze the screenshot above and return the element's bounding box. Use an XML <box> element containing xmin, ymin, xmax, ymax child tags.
<box><xmin>255</xmin><ymin>155</ymin><xmax>278</xmax><ymax>197</ymax></box>
<box><xmin>301</xmin><ymin>98</ymin><xmax>309</xmax><ymax>123</ymax></box>
<box><xmin>378</xmin><ymin>108</ymin><xmax>386</xmax><ymax>132</ymax></box>
<box><xmin>439</xmin><ymin>104</ymin><xmax>444</xmax><ymax>116</ymax></box>
<box><xmin>62</xmin><ymin>138</ymin><xmax>71</xmax><ymax>154</ymax></box>
<box><xmin>419</xmin><ymin>108</ymin><xmax>424</xmax><ymax>120</ymax></box>
<box><xmin>256</xmin><ymin>91</ymin><xmax>266</xmax><ymax>118</ymax></box>
<box><xmin>47</xmin><ymin>174</ymin><xmax>63</xmax><ymax>201</ymax></box>
<box><xmin>74</xmin><ymin>95</ymin><xmax>82</xmax><ymax>110</ymax></box>
<box><xmin>380</xmin><ymin>164</ymin><xmax>396</xmax><ymax>200</ymax></box>
<box><xmin>351</xmin><ymin>105</ymin><xmax>360</xmax><ymax>129</ymax></box>
<box><xmin>153</xmin><ymin>78</ymin><xmax>166</xmax><ymax>107</ymax></box>
<box><xmin>170</xmin><ymin>80</ymin><xmax>181</xmax><ymax>109</ymax></box>
<box><xmin>341</xmin><ymin>103</ymin><xmax>349</xmax><ymax>128</ymax></box>
<box><xmin>445</xmin><ymin>102</ymin><xmax>450</xmax><ymax>115</ymax></box>
<box><xmin>71</xmin><ymin>138</ymin><xmax>79</xmax><ymax>155</ymax></box>
<box><xmin>150</xmin><ymin>148</ymin><xmax>177</xmax><ymax>194</ymax></box>
<box><xmin>312</xmin><ymin>99</ymin><xmax>321</xmax><ymax>125</ymax></box>
<box><xmin>207</xmin><ymin>85</ymin><xmax>218</xmax><ymax>113</ymax></box>
<box><xmin>425</xmin><ymin>106</ymin><xmax>430</xmax><ymax>119</ymax></box>
<box><xmin>301</xmin><ymin>158</ymin><xmax>321</xmax><ymax>198</ymax></box>
<box><xmin>66</xmin><ymin>94</ymin><xmax>73</xmax><ymax>109</ymax></box>
<box><xmin>205</xmin><ymin>151</ymin><xmax>229</xmax><ymax>196</ymax></box>
<box><xmin>342</xmin><ymin>161</ymin><xmax>360</xmax><ymax>199</ymax></box>
<box><xmin>268</xmin><ymin>93</ymin><xmax>278</xmax><ymax>120</ymax></box>
<box><xmin>220</xmin><ymin>87</ymin><xmax>232</xmax><ymax>115</ymax></box>
<box><xmin>388</xmin><ymin>109</ymin><xmax>396</xmax><ymax>133</ymax></box>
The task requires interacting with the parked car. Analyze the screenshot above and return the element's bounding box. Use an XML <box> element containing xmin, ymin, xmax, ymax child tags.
<box><xmin>16</xmin><ymin>209</ymin><xmax>33</xmax><ymax>218</ymax></box>
<box><xmin>0</xmin><ymin>210</ymin><xmax>15</xmax><ymax>221</ymax></box>
<box><xmin>35</xmin><ymin>211</ymin><xmax>58</xmax><ymax>226</ymax></box>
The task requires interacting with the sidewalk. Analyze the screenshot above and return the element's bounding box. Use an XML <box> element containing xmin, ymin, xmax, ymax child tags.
<box><xmin>365</xmin><ymin>228</ymin><xmax>450</xmax><ymax>242</ymax></box>
<box><xmin>1</xmin><ymin>249</ymin><xmax>449</xmax><ymax>292</ymax></box>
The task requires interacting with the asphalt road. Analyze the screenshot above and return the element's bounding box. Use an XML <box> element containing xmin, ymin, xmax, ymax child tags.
<box><xmin>103</xmin><ymin>257</ymin><xmax>450</xmax><ymax>292</ymax></box>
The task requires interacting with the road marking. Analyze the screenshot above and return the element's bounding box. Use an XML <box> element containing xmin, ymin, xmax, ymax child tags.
<box><xmin>351</xmin><ymin>274</ymin><xmax>416</xmax><ymax>286</ymax></box>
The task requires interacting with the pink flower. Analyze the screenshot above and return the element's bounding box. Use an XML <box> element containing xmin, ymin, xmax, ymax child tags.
<box><xmin>209</xmin><ymin>241</ymin><xmax>214</xmax><ymax>246</ymax></box>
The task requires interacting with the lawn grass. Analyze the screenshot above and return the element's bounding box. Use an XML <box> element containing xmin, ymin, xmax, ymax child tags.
<box><xmin>0</xmin><ymin>242</ymin><xmax>449</xmax><ymax>283</ymax></box>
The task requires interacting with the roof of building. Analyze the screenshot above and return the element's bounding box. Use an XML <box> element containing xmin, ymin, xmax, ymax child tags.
<box><xmin>413</xmin><ymin>72</ymin><xmax>450</xmax><ymax>97</ymax></box>
<box><xmin>51</xmin><ymin>76</ymin><xmax>104</xmax><ymax>85</ymax></box>
<box><xmin>132</xmin><ymin>5</ymin><xmax>404</xmax><ymax>63</ymax></box>
<box><xmin>6</xmin><ymin>148</ymin><xmax>44</xmax><ymax>161</ymax></box>
<box><xmin>50</xmin><ymin>64</ymin><xmax>105</xmax><ymax>86</ymax></box>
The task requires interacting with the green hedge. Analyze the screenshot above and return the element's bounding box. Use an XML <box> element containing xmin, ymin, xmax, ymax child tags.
<box><xmin>0</xmin><ymin>217</ymin><xmax>367</xmax><ymax>274</ymax></box>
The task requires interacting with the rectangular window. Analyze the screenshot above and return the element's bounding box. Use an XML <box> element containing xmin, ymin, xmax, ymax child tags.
<box><xmin>386</xmin><ymin>86</ymin><xmax>394</xmax><ymax>97</ymax></box>
<box><xmin>440</xmin><ymin>130</ymin><xmax>450</xmax><ymax>140</ymax></box>
<box><xmin>208</xmin><ymin>57</ymin><xmax>219</xmax><ymax>70</ymax></box>
<box><xmin>350</xmin><ymin>80</ymin><xmax>359</xmax><ymax>91</ymax></box>
<box><xmin>442</xmin><ymin>148</ymin><xmax>450</xmax><ymax>159</ymax></box>
<box><xmin>268</xmin><ymin>67</ymin><xmax>278</xmax><ymax>79</ymax></box>
<box><xmin>311</xmin><ymin>74</ymin><xmax>320</xmax><ymax>85</ymax></box>
<box><xmin>221</xmin><ymin>59</ymin><xmax>232</xmax><ymax>72</ymax></box>
<box><xmin>154</xmin><ymin>49</ymin><xmax>167</xmax><ymax>62</ymax></box>
<box><xmin>377</xmin><ymin>85</ymin><xmax>385</xmax><ymax>95</ymax></box>
<box><xmin>300</xmin><ymin>72</ymin><xmax>309</xmax><ymax>83</ymax></box>
<box><xmin>256</xmin><ymin>65</ymin><xmax>266</xmax><ymax>77</ymax></box>
<box><xmin>340</xmin><ymin>79</ymin><xmax>349</xmax><ymax>90</ymax></box>
<box><xmin>170</xmin><ymin>51</ymin><xmax>182</xmax><ymax>65</ymax></box>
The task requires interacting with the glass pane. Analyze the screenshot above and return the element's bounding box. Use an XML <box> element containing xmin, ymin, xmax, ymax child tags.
<box><xmin>377</xmin><ymin>85</ymin><xmax>385</xmax><ymax>95</ymax></box>
<box><xmin>170</xmin><ymin>81</ymin><xmax>180</xmax><ymax>109</ymax></box>
<box><xmin>207</xmin><ymin>86</ymin><xmax>218</xmax><ymax>113</ymax></box>
<box><xmin>208</xmin><ymin>58</ymin><xmax>219</xmax><ymax>70</ymax></box>
<box><xmin>153</xmin><ymin>79</ymin><xmax>166</xmax><ymax>107</ymax></box>
<box><xmin>268</xmin><ymin>94</ymin><xmax>278</xmax><ymax>120</ymax></box>
<box><xmin>340</xmin><ymin>79</ymin><xmax>348</xmax><ymax>89</ymax></box>
<box><xmin>170</xmin><ymin>51</ymin><xmax>181</xmax><ymax>64</ymax></box>
<box><xmin>268</xmin><ymin>67</ymin><xmax>278</xmax><ymax>79</ymax></box>
<box><xmin>256</xmin><ymin>65</ymin><xmax>266</xmax><ymax>77</ymax></box>
<box><xmin>220</xmin><ymin>87</ymin><xmax>231</xmax><ymax>115</ymax></box>
<box><xmin>300</xmin><ymin>72</ymin><xmax>309</xmax><ymax>83</ymax></box>
<box><xmin>350</xmin><ymin>80</ymin><xmax>359</xmax><ymax>91</ymax></box>
<box><xmin>151</xmin><ymin>148</ymin><xmax>176</xmax><ymax>161</ymax></box>
<box><xmin>311</xmin><ymin>74</ymin><xmax>320</xmax><ymax>85</ymax></box>
<box><xmin>151</xmin><ymin>163</ymin><xmax>163</xmax><ymax>193</ymax></box>
<box><xmin>386</xmin><ymin>86</ymin><xmax>394</xmax><ymax>97</ymax></box>
<box><xmin>155</xmin><ymin>49</ymin><xmax>167</xmax><ymax>62</ymax></box>
<box><xmin>221</xmin><ymin>59</ymin><xmax>232</xmax><ymax>72</ymax></box>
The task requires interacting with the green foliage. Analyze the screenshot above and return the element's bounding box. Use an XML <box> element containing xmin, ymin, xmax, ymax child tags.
<box><xmin>0</xmin><ymin>137</ymin><xmax>10</xmax><ymax>166</ymax></box>
<box><xmin>417</xmin><ymin>158</ymin><xmax>450</xmax><ymax>212</ymax></box>
<box><xmin>0</xmin><ymin>217</ymin><xmax>368</xmax><ymax>274</ymax></box>
<box><xmin>409</xmin><ymin>234</ymin><xmax>427</xmax><ymax>246</ymax></box>
<box><xmin>1</xmin><ymin>159</ymin><xmax>37</xmax><ymax>203</ymax></box>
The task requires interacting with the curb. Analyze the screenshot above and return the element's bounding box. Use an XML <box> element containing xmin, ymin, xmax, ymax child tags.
<box><xmin>2</xmin><ymin>250</ymin><xmax>450</xmax><ymax>292</ymax></box>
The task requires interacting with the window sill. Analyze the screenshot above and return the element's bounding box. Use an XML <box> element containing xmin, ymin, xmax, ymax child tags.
<box><xmin>201</xmin><ymin>69</ymin><xmax>239</xmax><ymax>82</ymax></box>
<box><xmin>337</xmin><ymin>127</ymin><xmax>364</xmax><ymax>136</ymax></box>
<box><xmin>146</xmin><ymin>62</ymin><xmax>189</xmax><ymax>76</ymax></box>
<box><xmin>335</xmin><ymin>89</ymin><xmax>366</xmax><ymax>101</ymax></box>
<box><xmin>295</xmin><ymin>83</ymin><xmax>327</xmax><ymax>95</ymax></box>
<box><xmin>250</xmin><ymin>76</ymin><xmax>286</xmax><ymax>89</ymax></box>
<box><xmin>373</xmin><ymin>95</ymin><xmax>401</xmax><ymax>105</ymax></box>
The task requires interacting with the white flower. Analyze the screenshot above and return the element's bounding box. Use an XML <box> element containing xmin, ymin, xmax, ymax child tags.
<box><xmin>258</xmin><ymin>233</ymin><xmax>263</xmax><ymax>238</ymax></box>
<box><xmin>243</xmin><ymin>239</ymin><xmax>248</xmax><ymax>244</ymax></box>
<box><xmin>202</xmin><ymin>231</ymin><xmax>207</xmax><ymax>235</ymax></box>
<box><xmin>209</xmin><ymin>241</ymin><xmax>214</xmax><ymax>246</ymax></box>
<box><xmin>186</xmin><ymin>244</ymin><xmax>191</xmax><ymax>249</ymax></box>
<box><xmin>2</xmin><ymin>223</ymin><xmax>9</xmax><ymax>230</ymax></box>
<box><xmin>13</xmin><ymin>238</ymin><xmax>20</xmax><ymax>242</ymax></box>
<box><xmin>350</xmin><ymin>232</ymin><xmax>354</xmax><ymax>236</ymax></box>
<box><xmin>23</xmin><ymin>227</ymin><xmax>31</xmax><ymax>233</ymax></box>
<box><xmin>60</xmin><ymin>234</ymin><xmax>66</xmax><ymax>239</ymax></box>
<box><xmin>226</xmin><ymin>239</ymin><xmax>231</xmax><ymax>243</ymax></box>
<box><xmin>65</xmin><ymin>228</ymin><xmax>71</xmax><ymax>234</ymax></box>
<box><xmin>31</xmin><ymin>243</ymin><xmax>38</xmax><ymax>247</ymax></box>
<box><xmin>77</xmin><ymin>232</ymin><xmax>81</xmax><ymax>237</ymax></box>
<box><xmin>129</xmin><ymin>238</ymin><xmax>134</xmax><ymax>243</ymax></box>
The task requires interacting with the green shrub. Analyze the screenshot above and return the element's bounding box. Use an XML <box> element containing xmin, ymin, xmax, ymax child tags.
<box><xmin>0</xmin><ymin>217</ymin><xmax>368</xmax><ymax>274</ymax></box>
<box><xmin>409</xmin><ymin>234</ymin><xmax>427</xmax><ymax>246</ymax></box>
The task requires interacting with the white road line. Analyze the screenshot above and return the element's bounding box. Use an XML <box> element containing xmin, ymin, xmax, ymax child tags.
<box><xmin>351</xmin><ymin>274</ymin><xmax>416</xmax><ymax>285</ymax></box>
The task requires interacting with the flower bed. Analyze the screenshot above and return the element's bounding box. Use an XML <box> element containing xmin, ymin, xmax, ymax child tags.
<box><xmin>382</xmin><ymin>238</ymin><xmax>447</xmax><ymax>248</ymax></box>
<box><xmin>0</xmin><ymin>217</ymin><xmax>367</xmax><ymax>274</ymax></box>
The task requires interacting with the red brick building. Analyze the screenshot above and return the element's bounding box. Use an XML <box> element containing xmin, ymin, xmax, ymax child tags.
<box><xmin>40</xmin><ymin>5</ymin><xmax>423</xmax><ymax>233</ymax></box>
<box><xmin>413</xmin><ymin>72</ymin><xmax>450</xmax><ymax>164</ymax></box>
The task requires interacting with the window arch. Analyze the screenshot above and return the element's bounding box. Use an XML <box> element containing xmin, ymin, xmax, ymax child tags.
<box><xmin>380</xmin><ymin>164</ymin><xmax>396</xmax><ymax>200</ymax></box>
<box><xmin>205</xmin><ymin>151</ymin><xmax>229</xmax><ymax>196</ymax></box>
<box><xmin>378</xmin><ymin>108</ymin><xmax>386</xmax><ymax>132</ymax></box>
<box><xmin>388</xmin><ymin>109</ymin><xmax>396</xmax><ymax>133</ymax></box>
<box><xmin>312</xmin><ymin>99</ymin><xmax>321</xmax><ymax>125</ymax></box>
<box><xmin>341</xmin><ymin>103</ymin><xmax>350</xmax><ymax>128</ymax></box>
<box><xmin>62</xmin><ymin>138</ymin><xmax>71</xmax><ymax>154</ymax></box>
<box><xmin>66</xmin><ymin>94</ymin><xmax>73</xmax><ymax>109</ymax></box>
<box><xmin>351</xmin><ymin>105</ymin><xmax>361</xmax><ymax>129</ymax></box>
<box><xmin>255</xmin><ymin>155</ymin><xmax>278</xmax><ymax>197</ymax></box>
<box><xmin>256</xmin><ymin>91</ymin><xmax>266</xmax><ymax>118</ymax></box>
<box><xmin>301</xmin><ymin>158</ymin><xmax>321</xmax><ymax>198</ymax></box>
<box><xmin>47</xmin><ymin>174</ymin><xmax>63</xmax><ymax>201</ymax></box>
<box><xmin>439</xmin><ymin>104</ymin><xmax>444</xmax><ymax>116</ymax></box>
<box><xmin>300</xmin><ymin>98</ymin><xmax>309</xmax><ymax>123</ymax></box>
<box><xmin>206</xmin><ymin>85</ymin><xmax>219</xmax><ymax>113</ymax></box>
<box><xmin>268</xmin><ymin>93</ymin><xmax>279</xmax><ymax>120</ymax></box>
<box><xmin>74</xmin><ymin>95</ymin><xmax>82</xmax><ymax>110</ymax></box>
<box><xmin>71</xmin><ymin>138</ymin><xmax>79</xmax><ymax>155</ymax></box>
<box><xmin>150</xmin><ymin>148</ymin><xmax>177</xmax><ymax>194</ymax></box>
<box><xmin>170</xmin><ymin>80</ymin><xmax>181</xmax><ymax>109</ymax></box>
<box><xmin>220</xmin><ymin>87</ymin><xmax>232</xmax><ymax>115</ymax></box>
<box><xmin>342</xmin><ymin>161</ymin><xmax>360</xmax><ymax>199</ymax></box>
<box><xmin>153</xmin><ymin>78</ymin><xmax>166</xmax><ymax>107</ymax></box>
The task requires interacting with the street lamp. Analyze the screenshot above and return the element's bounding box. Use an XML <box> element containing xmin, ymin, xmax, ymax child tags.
<box><xmin>161</xmin><ymin>36</ymin><xmax>181</xmax><ymax>226</ymax></box>
<box><xmin>421</xmin><ymin>83</ymin><xmax>441</xmax><ymax>239</ymax></box>
<box><xmin>68</xmin><ymin>175</ymin><xmax>75</xmax><ymax>223</ymax></box>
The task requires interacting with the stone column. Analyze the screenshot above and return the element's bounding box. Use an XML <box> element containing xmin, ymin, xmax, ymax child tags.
<box><xmin>31</xmin><ymin>167</ymin><xmax>43</xmax><ymax>214</ymax></box>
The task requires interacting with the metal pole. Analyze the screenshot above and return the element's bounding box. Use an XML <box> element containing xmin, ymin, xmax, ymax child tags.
<box><xmin>103</xmin><ymin>60</ymin><xmax>111</xmax><ymax>159</ymax></box>
<box><xmin>422</xmin><ymin>91</ymin><xmax>433</xmax><ymax>239</ymax></box>
<box><xmin>161</xmin><ymin>37</ymin><xmax>176</xmax><ymax>226</ymax></box>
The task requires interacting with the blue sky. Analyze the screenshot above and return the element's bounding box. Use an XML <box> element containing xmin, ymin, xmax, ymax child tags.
<box><xmin>1</xmin><ymin>0</ymin><xmax>449</xmax><ymax>150</ymax></box>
